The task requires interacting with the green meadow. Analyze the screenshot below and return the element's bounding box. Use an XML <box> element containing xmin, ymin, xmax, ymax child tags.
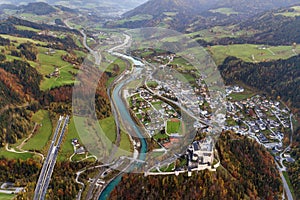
<box><xmin>210</xmin><ymin>44</ymin><xmax>300</xmax><ymax>65</ymax></box>
<box><xmin>209</xmin><ymin>7</ymin><xmax>239</xmax><ymax>16</ymax></box>
<box><xmin>23</xmin><ymin>110</ymin><xmax>53</xmax><ymax>151</ymax></box>
<box><xmin>15</xmin><ymin>25</ymin><xmax>40</xmax><ymax>32</ymax></box>
<box><xmin>275</xmin><ymin>6</ymin><xmax>300</xmax><ymax>17</ymax></box>
<box><xmin>99</xmin><ymin>117</ymin><xmax>117</xmax><ymax>144</ymax></box>
<box><xmin>166</xmin><ymin>120</ymin><xmax>181</xmax><ymax>134</ymax></box>
<box><xmin>0</xmin><ymin>150</ymin><xmax>33</xmax><ymax>160</ymax></box>
<box><xmin>37</xmin><ymin>47</ymin><xmax>78</xmax><ymax>90</ymax></box>
<box><xmin>0</xmin><ymin>193</ymin><xmax>15</xmax><ymax>200</ymax></box>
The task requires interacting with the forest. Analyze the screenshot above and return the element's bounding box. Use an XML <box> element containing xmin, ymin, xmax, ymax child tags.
<box><xmin>288</xmin><ymin>127</ymin><xmax>300</xmax><ymax>199</ymax></box>
<box><xmin>110</xmin><ymin>131</ymin><xmax>282</xmax><ymax>199</ymax></box>
<box><xmin>219</xmin><ymin>56</ymin><xmax>300</xmax><ymax>115</ymax></box>
<box><xmin>0</xmin><ymin>157</ymin><xmax>94</xmax><ymax>200</ymax></box>
<box><xmin>240</xmin><ymin>14</ymin><xmax>300</xmax><ymax>45</ymax></box>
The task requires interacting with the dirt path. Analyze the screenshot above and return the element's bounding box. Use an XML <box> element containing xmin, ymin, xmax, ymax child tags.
<box><xmin>5</xmin><ymin>123</ymin><xmax>45</xmax><ymax>161</ymax></box>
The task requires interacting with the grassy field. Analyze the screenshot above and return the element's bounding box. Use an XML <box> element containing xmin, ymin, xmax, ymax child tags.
<box><xmin>275</xmin><ymin>6</ymin><xmax>300</xmax><ymax>17</ymax></box>
<box><xmin>170</xmin><ymin>57</ymin><xmax>196</xmax><ymax>72</ymax></box>
<box><xmin>119</xmin><ymin>131</ymin><xmax>132</xmax><ymax>152</ymax></box>
<box><xmin>0</xmin><ymin>150</ymin><xmax>33</xmax><ymax>160</ymax></box>
<box><xmin>153</xmin><ymin>132</ymin><xmax>169</xmax><ymax>140</ymax></box>
<box><xmin>37</xmin><ymin>47</ymin><xmax>78</xmax><ymax>90</ymax></box>
<box><xmin>106</xmin><ymin>58</ymin><xmax>128</xmax><ymax>87</ymax></box>
<box><xmin>187</xmin><ymin>25</ymin><xmax>249</xmax><ymax>42</ymax></box>
<box><xmin>114</xmin><ymin>131</ymin><xmax>133</xmax><ymax>158</ymax></box>
<box><xmin>160</xmin><ymin>162</ymin><xmax>175</xmax><ymax>172</ymax></box>
<box><xmin>166</xmin><ymin>120</ymin><xmax>181</xmax><ymax>134</ymax></box>
<box><xmin>114</xmin><ymin>14</ymin><xmax>153</xmax><ymax>25</ymax></box>
<box><xmin>229</xmin><ymin>90</ymin><xmax>256</xmax><ymax>101</ymax></box>
<box><xmin>99</xmin><ymin>117</ymin><xmax>117</xmax><ymax>144</ymax></box>
<box><xmin>163</xmin><ymin>12</ymin><xmax>178</xmax><ymax>17</ymax></box>
<box><xmin>0</xmin><ymin>34</ymin><xmax>46</xmax><ymax>45</ymax></box>
<box><xmin>0</xmin><ymin>34</ymin><xmax>81</xmax><ymax>90</ymax></box>
<box><xmin>0</xmin><ymin>193</ymin><xmax>15</xmax><ymax>200</ymax></box>
<box><xmin>23</xmin><ymin>110</ymin><xmax>53</xmax><ymax>151</ymax></box>
<box><xmin>18</xmin><ymin>13</ymin><xmax>58</xmax><ymax>24</ymax></box>
<box><xmin>105</xmin><ymin>58</ymin><xmax>127</xmax><ymax>74</ymax></box>
<box><xmin>58</xmin><ymin>117</ymin><xmax>81</xmax><ymax>161</ymax></box>
<box><xmin>58</xmin><ymin>116</ymin><xmax>118</xmax><ymax>161</ymax></box>
<box><xmin>210</xmin><ymin>44</ymin><xmax>300</xmax><ymax>65</ymax></box>
<box><xmin>209</xmin><ymin>7</ymin><xmax>239</xmax><ymax>16</ymax></box>
<box><xmin>71</xmin><ymin>154</ymin><xmax>86</xmax><ymax>162</ymax></box>
<box><xmin>15</xmin><ymin>25</ymin><xmax>40</xmax><ymax>32</ymax></box>
<box><xmin>152</xmin><ymin>101</ymin><xmax>163</xmax><ymax>111</ymax></box>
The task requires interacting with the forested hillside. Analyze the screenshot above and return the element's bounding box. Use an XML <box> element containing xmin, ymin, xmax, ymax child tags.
<box><xmin>289</xmin><ymin>127</ymin><xmax>300</xmax><ymax>199</ymax></box>
<box><xmin>0</xmin><ymin>17</ymin><xmax>83</xmax><ymax>51</ymax></box>
<box><xmin>110</xmin><ymin>131</ymin><xmax>282</xmax><ymax>199</ymax></box>
<box><xmin>239</xmin><ymin>12</ymin><xmax>300</xmax><ymax>45</ymax></box>
<box><xmin>0</xmin><ymin>58</ymin><xmax>42</xmax><ymax>145</ymax></box>
<box><xmin>109</xmin><ymin>0</ymin><xmax>300</xmax><ymax>31</ymax></box>
<box><xmin>219</xmin><ymin>56</ymin><xmax>300</xmax><ymax>114</ymax></box>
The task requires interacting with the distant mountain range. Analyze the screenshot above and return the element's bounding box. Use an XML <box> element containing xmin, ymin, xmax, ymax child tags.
<box><xmin>107</xmin><ymin>0</ymin><xmax>300</xmax><ymax>31</ymax></box>
<box><xmin>0</xmin><ymin>2</ymin><xmax>74</xmax><ymax>16</ymax></box>
<box><xmin>0</xmin><ymin>0</ymin><xmax>147</xmax><ymax>13</ymax></box>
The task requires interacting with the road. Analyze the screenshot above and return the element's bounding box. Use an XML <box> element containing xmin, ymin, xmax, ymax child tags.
<box><xmin>64</xmin><ymin>15</ymin><xmax>101</xmax><ymax>65</ymax></box>
<box><xmin>278</xmin><ymin>113</ymin><xmax>294</xmax><ymax>200</ymax></box>
<box><xmin>253</xmin><ymin>109</ymin><xmax>294</xmax><ymax>199</ymax></box>
<box><xmin>33</xmin><ymin>116</ymin><xmax>69</xmax><ymax>200</ymax></box>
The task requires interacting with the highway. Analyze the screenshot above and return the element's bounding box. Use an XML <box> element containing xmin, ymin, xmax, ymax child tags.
<box><xmin>33</xmin><ymin>115</ymin><xmax>69</xmax><ymax>200</ymax></box>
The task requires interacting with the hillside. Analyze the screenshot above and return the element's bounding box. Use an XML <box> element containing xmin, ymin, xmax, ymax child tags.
<box><xmin>288</xmin><ymin>127</ymin><xmax>300</xmax><ymax>199</ymax></box>
<box><xmin>20</xmin><ymin>2</ymin><xmax>57</xmax><ymax>15</ymax></box>
<box><xmin>110</xmin><ymin>131</ymin><xmax>282</xmax><ymax>199</ymax></box>
<box><xmin>0</xmin><ymin>16</ymin><xmax>83</xmax><ymax>146</ymax></box>
<box><xmin>108</xmin><ymin>0</ymin><xmax>300</xmax><ymax>31</ymax></box>
<box><xmin>219</xmin><ymin>56</ymin><xmax>300</xmax><ymax>113</ymax></box>
<box><xmin>237</xmin><ymin>6</ymin><xmax>300</xmax><ymax>45</ymax></box>
<box><xmin>0</xmin><ymin>2</ymin><xmax>58</xmax><ymax>16</ymax></box>
<box><xmin>0</xmin><ymin>0</ymin><xmax>148</xmax><ymax>20</ymax></box>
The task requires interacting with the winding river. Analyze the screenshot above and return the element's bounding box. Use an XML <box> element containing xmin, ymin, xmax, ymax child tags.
<box><xmin>99</xmin><ymin>56</ymin><xmax>148</xmax><ymax>200</ymax></box>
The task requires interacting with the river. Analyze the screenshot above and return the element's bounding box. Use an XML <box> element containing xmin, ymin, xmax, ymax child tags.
<box><xmin>99</xmin><ymin>55</ymin><xmax>148</xmax><ymax>200</ymax></box>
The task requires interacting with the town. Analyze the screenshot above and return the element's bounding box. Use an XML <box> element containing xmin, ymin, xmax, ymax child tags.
<box><xmin>124</xmin><ymin>49</ymin><xmax>294</xmax><ymax>177</ymax></box>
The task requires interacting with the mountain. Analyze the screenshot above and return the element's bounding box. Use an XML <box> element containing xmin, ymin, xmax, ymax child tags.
<box><xmin>0</xmin><ymin>0</ymin><xmax>148</xmax><ymax>13</ymax></box>
<box><xmin>123</xmin><ymin>0</ymin><xmax>218</xmax><ymax>18</ymax></box>
<box><xmin>111</xmin><ymin>0</ymin><xmax>300</xmax><ymax>31</ymax></box>
<box><xmin>0</xmin><ymin>2</ymin><xmax>58</xmax><ymax>16</ymax></box>
<box><xmin>20</xmin><ymin>2</ymin><xmax>57</xmax><ymax>15</ymax></box>
<box><xmin>237</xmin><ymin>6</ymin><xmax>300</xmax><ymax>45</ymax></box>
<box><xmin>203</xmin><ymin>5</ymin><xmax>300</xmax><ymax>46</ymax></box>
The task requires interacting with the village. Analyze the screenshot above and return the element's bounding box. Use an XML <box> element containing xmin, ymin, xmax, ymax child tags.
<box><xmin>224</xmin><ymin>88</ymin><xmax>294</xmax><ymax>163</ymax></box>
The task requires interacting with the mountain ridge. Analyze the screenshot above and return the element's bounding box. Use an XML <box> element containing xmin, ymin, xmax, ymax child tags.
<box><xmin>114</xmin><ymin>0</ymin><xmax>300</xmax><ymax>31</ymax></box>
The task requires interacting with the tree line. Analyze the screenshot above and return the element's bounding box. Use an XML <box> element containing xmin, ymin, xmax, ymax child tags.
<box><xmin>110</xmin><ymin>131</ymin><xmax>282</xmax><ymax>199</ymax></box>
<box><xmin>219</xmin><ymin>56</ymin><xmax>300</xmax><ymax>115</ymax></box>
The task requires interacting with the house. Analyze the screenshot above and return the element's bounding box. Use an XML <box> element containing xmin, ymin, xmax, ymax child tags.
<box><xmin>71</xmin><ymin>138</ymin><xmax>80</xmax><ymax>147</ymax></box>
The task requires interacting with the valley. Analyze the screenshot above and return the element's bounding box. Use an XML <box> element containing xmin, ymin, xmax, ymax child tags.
<box><xmin>0</xmin><ymin>1</ymin><xmax>299</xmax><ymax>200</ymax></box>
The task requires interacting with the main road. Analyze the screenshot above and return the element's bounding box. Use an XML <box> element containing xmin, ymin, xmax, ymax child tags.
<box><xmin>33</xmin><ymin>116</ymin><xmax>69</xmax><ymax>200</ymax></box>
